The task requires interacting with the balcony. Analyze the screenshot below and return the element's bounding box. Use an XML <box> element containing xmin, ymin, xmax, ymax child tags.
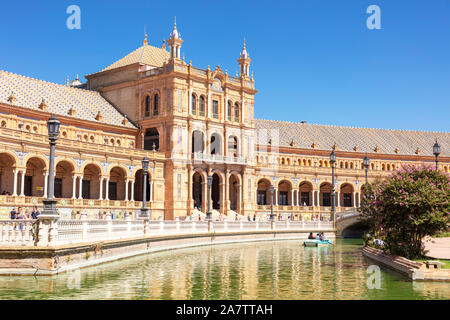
<box><xmin>192</xmin><ymin>153</ymin><xmax>247</xmax><ymax>165</ymax></box>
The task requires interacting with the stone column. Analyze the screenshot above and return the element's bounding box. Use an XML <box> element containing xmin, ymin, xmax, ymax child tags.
<box><xmin>150</xmin><ymin>181</ymin><xmax>154</xmax><ymax>203</ymax></box>
<box><xmin>291</xmin><ymin>190</ymin><xmax>295</xmax><ymax>206</ymax></box>
<box><xmin>125</xmin><ymin>179</ymin><xmax>129</xmax><ymax>201</ymax></box>
<box><xmin>99</xmin><ymin>177</ymin><xmax>104</xmax><ymax>200</ymax></box>
<box><xmin>78</xmin><ymin>176</ymin><xmax>83</xmax><ymax>200</ymax></box>
<box><xmin>358</xmin><ymin>192</ymin><xmax>361</xmax><ymax>207</ymax></box>
<box><xmin>238</xmin><ymin>184</ymin><xmax>242</xmax><ymax>214</ymax></box>
<box><xmin>12</xmin><ymin>169</ymin><xmax>18</xmax><ymax>197</ymax></box>
<box><xmin>131</xmin><ymin>180</ymin><xmax>135</xmax><ymax>202</ymax></box>
<box><xmin>353</xmin><ymin>192</ymin><xmax>357</xmax><ymax>208</ymax></box>
<box><xmin>312</xmin><ymin>190</ymin><xmax>315</xmax><ymax>207</ymax></box>
<box><xmin>275</xmin><ymin>188</ymin><xmax>278</xmax><ymax>206</ymax></box>
<box><xmin>105</xmin><ymin>178</ymin><xmax>110</xmax><ymax>201</ymax></box>
<box><xmin>297</xmin><ymin>190</ymin><xmax>300</xmax><ymax>207</ymax></box>
<box><xmin>225</xmin><ymin>171</ymin><xmax>230</xmax><ymax>213</ymax></box>
<box><xmin>337</xmin><ymin>191</ymin><xmax>341</xmax><ymax>207</ymax></box>
<box><xmin>72</xmin><ymin>175</ymin><xmax>77</xmax><ymax>199</ymax></box>
<box><xmin>202</xmin><ymin>181</ymin><xmax>207</xmax><ymax>213</ymax></box>
<box><xmin>20</xmin><ymin>170</ymin><xmax>25</xmax><ymax>197</ymax></box>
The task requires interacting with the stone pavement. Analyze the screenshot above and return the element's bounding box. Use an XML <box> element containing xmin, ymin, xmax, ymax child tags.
<box><xmin>424</xmin><ymin>237</ymin><xmax>450</xmax><ymax>260</ymax></box>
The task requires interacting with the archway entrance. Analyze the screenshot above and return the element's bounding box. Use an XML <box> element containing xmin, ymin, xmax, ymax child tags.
<box><xmin>144</xmin><ymin>128</ymin><xmax>160</xmax><ymax>151</ymax></box>
<box><xmin>211</xmin><ymin>173</ymin><xmax>221</xmax><ymax>210</ymax></box>
<box><xmin>134</xmin><ymin>169</ymin><xmax>151</xmax><ymax>202</ymax></box>
<box><xmin>82</xmin><ymin>164</ymin><xmax>102</xmax><ymax>199</ymax></box>
<box><xmin>109</xmin><ymin>167</ymin><xmax>127</xmax><ymax>201</ymax></box>
<box><xmin>229</xmin><ymin>174</ymin><xmax>240</xmax><ymax>211</ymax></box>
<box><xmin>24</xmin><ymin>157</ymin><xmax>46</xmax><ymax>197</ymax></box>
<box><xmin>320</xmin><ymin>183</ymin><xmax>332</xmax><ymax>207</ymax></box>
<box><xmin>257</xmin><ymin>179</ymin><xmax>271</xmax><ymax>205</ymax></box>
<box><xmin>192</xmin><ymin>172</ymin><xmax>203</xmax><ymax>210</ymax></box>
<box><xmin>340</xmin><ymin>183</ymin><xmax>354</xmax><ymax>207</ymax></box>
<box><xmin>299</xmin><ymin>182</ymin><xmax>313</xmax><ymax>207</ymax></box>
<box><xmin>55</xmin><ymin>161</ymin><xmax>75</xmax><ymax>199</ymax></box>
<box><xmin>192</xmin><ymin>130</ymin><xmax>204</xmax><ymax>153</ymax></box>
<box><xmin>0</xmin><ymin>153</ymin><xmax>16</xmax><ymax>195</ymax></box>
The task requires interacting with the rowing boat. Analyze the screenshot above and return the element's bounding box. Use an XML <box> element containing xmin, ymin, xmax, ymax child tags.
<box><xmin>303</xmin><ymin>240</ymin><xmax>333</xmax><ymax>247</ymax></box>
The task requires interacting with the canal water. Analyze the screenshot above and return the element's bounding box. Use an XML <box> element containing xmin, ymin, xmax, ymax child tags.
<box><xmin>0</xmin><ymin>239</ymin><xmax>449</xmax><ymax>300</ymax></box>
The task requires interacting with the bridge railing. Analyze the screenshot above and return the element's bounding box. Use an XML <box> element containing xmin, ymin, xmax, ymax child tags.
<box><xmin>0</xmin><ymin>219</ymin><xmax>334</xmax><ymax>247</ymax></box>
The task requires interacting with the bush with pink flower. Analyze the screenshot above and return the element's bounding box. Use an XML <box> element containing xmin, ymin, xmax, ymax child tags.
<box><xmin>359</xmin><ymin>165</ymin><xmax>449</xmax><ymax>259</ymax></box>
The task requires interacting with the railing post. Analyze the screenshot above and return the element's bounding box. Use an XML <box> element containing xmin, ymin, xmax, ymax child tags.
<box><xmin>160</xmin><ymin>221</ymin><xmax>164</xmax><ymax>233</ymax></box>
<box><xmin>143</xmin><ymin>218</ymin><xmax>149</xmax><ymax>236</ymax></box>
<box><xmin>256</xmin><ymin>222</ymin><xmax>259</xmax><ymax>230</ymax></box>
<box><xmin>176</xmin><ymin>220</ymin><xmax>180</xmax><ymax>232</ymax></box>
<box><xmin>240</xmin><ymin>221</ymin><xmax>243</xmax><ymax>230</ymax></box>
<box><xmin>106</xmin><ymin>212</ymin><xmax>112</xmax><ymax>238</ymax></box>
<box><xmin>224</xmin><ymin>221</ymin><xmax>228</xmax><ymax>231</ymax></box>
<box><xmin>125</xmin><ymin>212</ymin><xmax>131</xmax><ymax>236</ymax></box>
<box><xmin>81</xmin><ymin>212</ymin><xmax>88</xmax><ymax>241</ymax></box>
<box><xmin>36</xmin><ymin>215</ymin><xmax>59</xmax><ymax>247</ymax></box>
<box><xmin>192</xmin><ymin>222</ymin><xmax>196</xmax><ymax>233</ymax></box>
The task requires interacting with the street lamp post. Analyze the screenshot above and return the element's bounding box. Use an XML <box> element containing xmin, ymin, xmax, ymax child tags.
<box><xmin>42</xmin><ymin>115</ymin><xmax>60</xmax><ymax>216</ymax></box>
<box><xmin>140</xmin><ymin>157</ymin><xmax>150</xmax><ymax>218</ymax></box>
<box><xmin>330</xmin><ymin>150</ymin><xmax>337</xmax><ymax>228</ymax></box>
<box><xmin>363</xmin><ymin>155</ymin><xmax>370</xmax><ymax>186</ymax></box>
<box><xmin>270</xmin><ymin>185</ymin><xmax>275</xmax><ymax>221</ymax></box>
<box><xmin>433</xmin><ymin>140</ymin><xmax>441</xmax><ymax>170</ymax></box>
<box><xmin>206</xmin><ymin>175</ymin><xmax>213</xmax><ymax>221</ymax></box>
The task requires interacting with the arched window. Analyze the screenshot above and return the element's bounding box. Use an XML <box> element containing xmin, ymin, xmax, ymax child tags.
<box><xmin>227</xmin><ymin>101</ymin><xmax>232</xmax><ymax>121</ymax></box>
<box><xmin>145</xmin><ymin>96</ymin><xmax>151</xmax><ymax>117</ymax></box>
<box><xmin>199</xmin><ymin>96</ymin><xmax>205</xmax><ymax>116</ymax></box>
<box><xmin>153</xmin><ymin>94</ymin><xmax>159</xmax><ymax>116</ymax></box>
<box><xmin>234</xmin><ymin>103</ymin><xmax>239</xmax><ymax>122</ymax></box>
<box><xmin>191</xmin><ymin>94</ymin><xmax>197</xmax><ymax>115</ymax></box>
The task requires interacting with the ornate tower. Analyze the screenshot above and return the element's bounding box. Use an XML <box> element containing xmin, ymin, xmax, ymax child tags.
<box><xmin>238</xmin><ymin>40</ymin><xmax>251</xmax><ymax>77</ymax></box>
<box><xmin>167</xmin><ymin>17</ymin><xmax>183</xmax><ymax>60</ymax></box>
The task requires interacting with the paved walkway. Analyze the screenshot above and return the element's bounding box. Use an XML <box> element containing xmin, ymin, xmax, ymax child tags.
<box><xmin>424</xmin><ymin>237</ymin><xmax>450</xmax><ymax>260</ymax></box>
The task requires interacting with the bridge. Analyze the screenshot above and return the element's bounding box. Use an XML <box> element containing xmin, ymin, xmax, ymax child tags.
<box><xmin>335</xmin><ymin>209</ymin><xmax>369</xmax><ymax>238</ymax></box>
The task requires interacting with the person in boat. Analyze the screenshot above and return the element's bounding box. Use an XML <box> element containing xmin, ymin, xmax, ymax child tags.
<box><xmin>308</xmin><ymin>232</ymin><xmax>315</xmax><ymax>240</ymax></box>
<box><xmin>320</xmin><ymin>232</ymin><xmax>328</xmax><ymax>241</ymax></box>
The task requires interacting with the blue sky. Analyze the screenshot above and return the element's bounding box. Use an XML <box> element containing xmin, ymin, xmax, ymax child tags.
<box><xmin>1</xmin><ymin>0</ymin><xmax>449</xmax><ymax>132</ymax></box>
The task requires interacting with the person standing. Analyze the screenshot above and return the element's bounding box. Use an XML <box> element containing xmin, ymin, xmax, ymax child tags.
<box><xmin>10</xmin><ymin>207</ymin><xmax>17</xmax><ymax>220</ymax></box>
<box><xmin>31</xmin><ymin>206</ymin><xmax>40</xmax><ymax>220</ymax></box>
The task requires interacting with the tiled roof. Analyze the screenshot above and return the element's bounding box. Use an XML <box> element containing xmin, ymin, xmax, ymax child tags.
<box><xmin>101</xmin><ymin>43</ymin><xmax>170</xmax><ymax>72</ymax></box>
<box><xmin>0</xmin><ymin>71</ymin><xmax>136</xmax><ymax>129</ymax></box>
<box><xmin>255</xmin><ymin>119</ymin><xmax>449</xmax><ymax>157</ymax></box>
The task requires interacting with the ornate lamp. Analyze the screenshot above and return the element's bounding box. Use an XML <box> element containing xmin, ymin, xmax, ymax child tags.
<box><xmin>330</xmin><ymin>150</ymin><xmax>337</xmax><ymax>228</ymax></box>
<box><xmin>140</xmin><ymin>157</ymin><xmax>150</xmax><ymax>218</ymax></box>
<box><xmin>42</xmin><ymin>115</ymin><xmax>61</xmax><ymax>216</ymax></box>
<box><xmin>363</xmin><ymin>155</ymin><xmax>370</xmax><ymax>185</ymax></box>
<box><xmin>270</xmin><ymin>185</ymin><xmax>275</xmax><ymax>221</ymax></box>
<box><xmin>206</xmin><ymin>175</ymin><xmax>213</xmax><ymax>221</ymax></box>
<box><xmin>433</xmin><ymin>140</ymin><xmax>441</xmax><ymax>170</ymax></box>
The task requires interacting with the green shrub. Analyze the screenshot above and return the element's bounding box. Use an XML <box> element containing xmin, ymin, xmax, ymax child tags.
<box><xmin>359</xmin><ymin>165</ymin><xmax>450</xmax><ymax>259</ymax></box>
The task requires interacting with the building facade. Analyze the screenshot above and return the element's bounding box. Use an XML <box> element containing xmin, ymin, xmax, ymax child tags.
<box><xmin>0</xmin><ymin>21</ymin><xmax>449</xmax><ymax>220</ymax></box>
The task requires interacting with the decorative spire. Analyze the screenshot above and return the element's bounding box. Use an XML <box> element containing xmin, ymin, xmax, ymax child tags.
<box><xmin>170</xmin><ymin>16</ymin><xmax>181</xmax><ymax>40</ymax></box>
<box><xmin>168</xmin><ymin>17</ymin><xmax>183</xmax><ymax>60</ymax></box>
<box><xmin>238</xmin><ymin>38</ymin><xmax>251</xmax><ymax>77</ymax></box>
<box><xmin>143</xmin><ymin>32</ymin><xmax>148</xmax><ymax>45</ymax></box>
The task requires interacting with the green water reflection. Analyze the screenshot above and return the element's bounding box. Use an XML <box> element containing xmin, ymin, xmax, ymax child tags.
<box><xmin>0</xmin><ymin>239</ymin><xmax>449</xmax><ymax>300</ymax></box>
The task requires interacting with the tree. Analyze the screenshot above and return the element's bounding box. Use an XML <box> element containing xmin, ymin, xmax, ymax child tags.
<box><xmin>359</xmin><ymin>165</ymin><xmax>450</xmax><ymax>259</ymax></box>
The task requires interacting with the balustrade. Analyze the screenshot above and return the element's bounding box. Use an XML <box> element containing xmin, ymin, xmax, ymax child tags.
<box><xmin>0</xmin><ymin>219</ymin><xmax>334</xmax><ymax>247</ymax></box>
